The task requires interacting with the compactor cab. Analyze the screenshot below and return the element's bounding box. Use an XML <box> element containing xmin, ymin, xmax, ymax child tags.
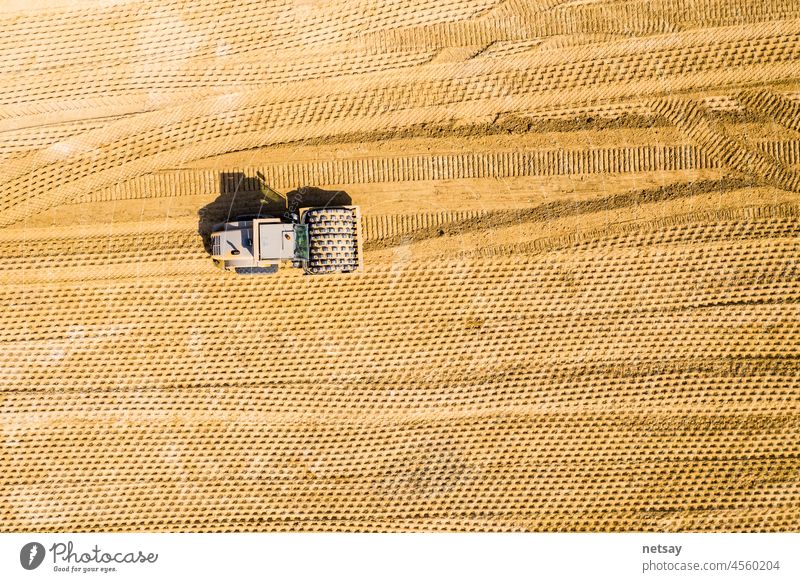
<box><xmin>210</xmin><ymin>206</ymin><xmax>362</xmax><ymax>275</ymax></box>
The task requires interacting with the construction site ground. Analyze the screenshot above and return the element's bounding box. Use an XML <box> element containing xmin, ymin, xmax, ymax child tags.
<box><xmin>2</xmin><ymin>0</ymin><xmax>799</xmax><ymax>531</ymax></box>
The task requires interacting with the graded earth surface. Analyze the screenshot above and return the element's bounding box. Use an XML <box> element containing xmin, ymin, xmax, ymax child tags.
<box><xmin>1</xmin><ymin>0</ymin><xmax>799</xmax><ymax>531</ymax></box>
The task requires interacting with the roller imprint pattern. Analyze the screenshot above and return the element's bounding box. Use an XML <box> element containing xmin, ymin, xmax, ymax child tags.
<box><xmin>0</xmin><ymin>0</ymin><xmax>495</xmax><ymax>74</ymax></box>
<box><xmin>3</xmin><ymin>20</ymin><xmax>800</xmax><ymax>226</ymax></box>
<box><xmin>362</xmin><ymin>0</ymin><xmax>800</xmax><ymax>51</ymax></box>
<box><xmin>2</xmin><ymin>213</ymin><xmax>799</xmax><ymax>531</ymax></box>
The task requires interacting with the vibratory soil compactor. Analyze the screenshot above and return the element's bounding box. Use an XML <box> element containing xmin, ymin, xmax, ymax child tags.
<box><xmin>210</xmin><ymin>206</ymin><xmax>363</xmax><ymax>275</ymax></box>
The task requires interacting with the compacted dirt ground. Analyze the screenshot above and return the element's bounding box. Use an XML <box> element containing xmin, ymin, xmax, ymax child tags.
<box><xmin>1</xmin><ymin>0</ymin><xmax>799</xmax><ymax>531</ymax></box>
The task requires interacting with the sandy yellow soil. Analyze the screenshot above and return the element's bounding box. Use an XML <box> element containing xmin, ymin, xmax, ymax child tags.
<box><xmin>1</xmin><ymin>0</ymin><xmax>799</xmax><ymax>531</ymax></box>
